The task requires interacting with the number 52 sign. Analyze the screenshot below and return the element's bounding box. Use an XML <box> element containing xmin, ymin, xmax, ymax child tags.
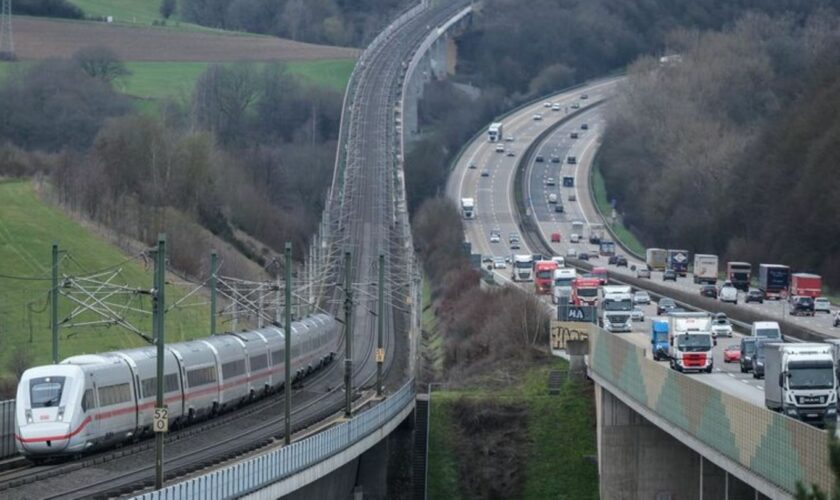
<box><xmin>154</xmin><ymin>407</ymin><xmax>169</xmax><ymax>433</ymax></box>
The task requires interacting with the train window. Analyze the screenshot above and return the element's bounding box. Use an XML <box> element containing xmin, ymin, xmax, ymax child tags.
<box><xmin>271</xmin><ymin>349</ymin><xmax>283</xmax><ymax>365</ymax></box>
<box><xmin>98</xmin><ymin>383</ymin><xmax>131</xmax><ymax>407</ymax></box>
<box><xmin>222</xmin><ymin>360</ymin><xmax>246</xmax><ymax>379</ymax></box>
<box><xmin>141</xmin><ymin>374</ymin><xmax>180</xmax><ymax>398</ymax></box>
<box><xmin>30</xmin><ymin>376</ymin><xmax>66</xmax><ymax>408</ymax></box>
<box><xmin>81</xmin><ymin>389</ymin><xmax>95</xmax><ymax>412</ymax></box>
<box><xmin>250</xmin><ymin>354</ymin><xmax>268</xmax><ymax>372</ymax></box>
<box><xmin>187</xmin><ymin>366</ymin><xmax>217</xmax><ymax>387</ymax></box>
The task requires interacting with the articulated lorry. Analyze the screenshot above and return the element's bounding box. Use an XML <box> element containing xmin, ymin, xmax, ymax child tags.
<box><xmin>512</xmin><ymin>254</ymin><xmax>534</xmax><ymax>282</ymax></box>
<box><xmin>534</xmin><ymin>260</ymin><xmax>558</xmax><ymax>295</ymax></box>
<box><xmin>764</xmin><ymin>343</ymin><xmax>837</xmax><ymax>427</ymax></box>
<box><xmin>552</xmin><ymin>268</ymin><xmax>576</xmax><ymax>304</ymax></box>
<box><xmin>589</xmin><ymin>224</ymin><xmax>605</xmax><ymax>244</ymax></box>
<box><xmin>488</xmin><ymin>122</ymin><xmax>503</xmax><ymax>142</ymax></box>
<box><xmin>759</xmin><ymin>264</ymin><xmax>791</xmax><ymax>300</ymax></box>
<box><xmin>791</xmin><ymin>273</ymin><xmax>823</xmax><ymax>298</ymax></box>
<box><xmin>646</xmin><ymin>248</ymin><xmax>668</xmax><ymax>272</ymax></box>
<box><xmin>692</xmin><ymin>254</ymin><xmax>718</xmax><ymax>285</ymax></box>
<box><xmin>667</xmin><ymin>249</ymin><xmax>690</xmax><ymax>276</ymax></box>
<box><xmin>601</xmin><ymin>286</ymin><xmax>633</xmax><ymax>333</ymax></box>
<box><xmin>727</xmin><ymin>261</ymin><xmax>752</xmax><ymax>292</ymax></box>
<box><xmin>668</xmin><ymin>312</ymin><xmax>714</xmax><ymax>373</ymax></box>
<box><xmin>572</xmin><ymin>277</ymin><xmax>600</xmax><ymax>307</ymax></box>
<box><xmin>461</xmin><ymin>198</ymin><xmax>475</xmax><ymax>219</ymax></box>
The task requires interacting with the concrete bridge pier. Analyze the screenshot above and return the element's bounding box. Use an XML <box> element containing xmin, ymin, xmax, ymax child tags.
<box><xmin>596</xmin><ymin>385</ymin><xmax>765</xmax><ymax>500</ymax></box>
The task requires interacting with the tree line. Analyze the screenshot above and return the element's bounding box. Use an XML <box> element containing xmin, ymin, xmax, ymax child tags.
<box><xmin>0</xmin><ymin>49</ymin><xmax>341</xmax><ymax>279</ymax></box>
<box><xmin>599</xmin><ymin>11</ymin><xmax>840</xmax><ymax>286</ymax></box>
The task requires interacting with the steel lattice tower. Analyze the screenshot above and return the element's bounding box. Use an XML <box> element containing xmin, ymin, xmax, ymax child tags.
<box><xmin>0</xmin><ymin>0</ymin><xmax>13</xmax><ymax>60</ymax></box>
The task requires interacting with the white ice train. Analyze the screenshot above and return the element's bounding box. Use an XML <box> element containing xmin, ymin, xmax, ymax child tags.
<box><xmin>15</xmin><ymin>314</ymin><xmax>340</xmax><ymax>459</ymax></box>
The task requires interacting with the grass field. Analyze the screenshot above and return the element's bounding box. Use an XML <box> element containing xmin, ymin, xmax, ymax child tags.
<box><xmin>69</xmin><ymin>0</ymin><xmax>173</xmax><ymax>24</ymax></box>
<box><xmin>0</xmin><ymin>180</ymin><xmax>212</xmax><ymax>377</ymax></box>
<box><xmin>428</xmin><ymin>359</ymin><xmax>599</xmax><ymax>499</ymax></box>
<box><xmin>591</xmin><ymin>163</ymin><xmax>647</xmax><ymax>257</ymax></box>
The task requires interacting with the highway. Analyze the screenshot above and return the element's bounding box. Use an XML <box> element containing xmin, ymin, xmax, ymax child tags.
<box><xmin>448</xmin><ymin>79</ymin><xmax>840</xmax><ymax>411</ymax></box>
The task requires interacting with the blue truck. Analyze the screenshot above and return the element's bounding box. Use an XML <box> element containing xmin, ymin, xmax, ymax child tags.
<box><xmin>667</xmin><ymin>249</ymin><xmax>690</xmax><ymax>276</ymax></box>
<box><xmin>651</xmin><ymin>320</ymin><xmax>669</xmax><ymax>361</ymax></box>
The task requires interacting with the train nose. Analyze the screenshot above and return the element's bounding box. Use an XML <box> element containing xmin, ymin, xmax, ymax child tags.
<box><xmin>16</xmin><ymin>422</ymin><xmax>72</xmax><ymax>455</ymax></box>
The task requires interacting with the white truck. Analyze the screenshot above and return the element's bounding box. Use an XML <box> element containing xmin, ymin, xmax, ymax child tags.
<box><xmin>601</xmin><ymin>286</ymin><xmax>633</xmax><ymax>333</ymax></box>
<box><xmin>692</xmin><ymin>254</ymin><xmax>718</xmax><ymax>285</ymax></box>
<box><xmin>765</xmin><ymin>343</ymin><xmax>837</xmax><ymax>427</ymax></box>
<box><xmin>552</xmin><ymin>267</ymin><xmax>576</xmax><ymax>304</ymax></box>
<box><xmin>646</xmin><ymin>248</ymin><xmax>668</xmax><ymax>272</ymax></box>
<box><xmin>667</xmin><ymin>312</ymin><xmax>714</xmax><ymax>373</ymax></box>
<box><xmin>461</xmin><ymin>198</ymin><xmax>475</xmax><ymax>219</ymax></box>
<box><xmin>488</xmin><ymin>122</ymin><xmax>503</xmax><ymax>142</ymax></box>
<box><xmin>512</xmin><ymin>254</ymin><xmax>534</xmax><ymax>282</ymax></box>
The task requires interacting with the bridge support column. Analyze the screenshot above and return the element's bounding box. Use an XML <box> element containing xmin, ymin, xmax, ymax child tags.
<box><xmin>596</xmin><ymin>384</ymin><xmax>765</xmax><ymax>500</ymax></box>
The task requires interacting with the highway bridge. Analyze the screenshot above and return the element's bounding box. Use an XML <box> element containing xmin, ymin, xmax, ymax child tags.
<box><xmin>448</xmin><ymin>79</ymin><xmax>836</xmax><ymax>499</ymax></box>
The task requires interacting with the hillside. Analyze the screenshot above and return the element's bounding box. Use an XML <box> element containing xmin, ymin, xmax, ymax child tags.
<box><xmin>0</xmin><ymin>180</ymin><xmax>243</xmax><ymax>386</ymax></box>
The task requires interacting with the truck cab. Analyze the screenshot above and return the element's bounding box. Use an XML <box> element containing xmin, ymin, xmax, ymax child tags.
<box><xmin>572</xmin><ymin>277</ymin><xmax>600</xmax><ymax>307</ymax></box>
<box><xmin>511</xmin><ymin>254</ymin><xmax>535</xmax><ymax>282</ymax></box>
<box><xmin>668</xmin><ymin>312</ymin><xmax>714</xmax><ymax>373</ymax></box>
<box><xmin>534</xmin><ymin>261</ymin><xmax>559</xmax><ymax>295</ymax></box>
<box><xmin>460</xmin><ymin>198</ymin><xmax>475</xmax><ymax>219</ymax></box>
<box><xmin>552</xmin><ymin>268</ymin><xmax>576</xmax><ymax>304</ymax></box>
<box><xmin>765</xmin><ymin>343</ymin><xmax>837</xmax><ymax>427</ymax></box>
<box><xmin>601</xmin><ymin>287</ymin><xmax>633</xmax><ymax>333</ymax></box>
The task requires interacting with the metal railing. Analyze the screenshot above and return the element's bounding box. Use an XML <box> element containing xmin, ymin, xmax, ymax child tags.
<box><xmin>131</xmin><ymin>382</ymin><xmax>416</xmax><ymax>500</ymax></box>
<box><xmin>0</xmin><ymin>399</ymin><xmax>15</xmax><ymax>459</ymax></box>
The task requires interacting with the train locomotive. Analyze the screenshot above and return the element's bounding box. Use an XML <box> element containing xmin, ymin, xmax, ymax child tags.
<box><xmin>15</xmin><ymin>314</ymin><xmax>339</xmax><ymax>459</ymax></box>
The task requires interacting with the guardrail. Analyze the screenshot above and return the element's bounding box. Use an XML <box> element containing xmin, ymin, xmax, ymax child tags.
<box><xmin>0</xmin><ymin>399</ymin><xmax>15</xmax><ymax>459</ymax></box>
<box><xmin>131</xmin><ymin>382</ymin><xmax>416</xmax><ymax>500</ymax></box>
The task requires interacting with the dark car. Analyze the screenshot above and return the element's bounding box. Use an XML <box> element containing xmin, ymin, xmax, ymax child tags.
<box><xmin>608</xmin><ymin>255</ymin><xmax>618</xmax><ymax>265</ymax></box>
<box><xmin>790</xmin><ymin>296</ymin><xmax>815</xmax><ymax>316</ymax></box>
<box><xmin>740</xmin><ymin>337</ymin><xmax>757</xmax><ymax>373</ymax></box>
<box><xmin>752</xmin><ymin>339</ymin><xmax>771</xmax><ymax>379</ymax></box>
<box><xmin>581</xmin><ymin>123</ymin><xmax>589</xmax><ymax>130</ymax></box>
<box><xmin>663</xmin><ymin>269</ymin><xmax>677</xmax><ymax>281</ymax></box>
<box><xmin>657</xmin><ymin>298</ymin><xmax>677</xmax><ymax>316</ymax></box>
<box><xmin>535</xmin><ymin>155</ymin><xmax>545</xmax><ymax>163</ymax></box>
<box><xmin>745</xmin><ymin>289</ymin><xmax>764</xmax><ymax>304</ymax></box>
<box><xmin>615</xmin><ymin>256</ymin><xmax>628</xmax><ymax>267</ymax></box>
<box><xmin>567</xmin><ymin>156</ymin><xmax>577</xmax><ymax>164</ymax></box>
<box><xmin>570</xmin><ymin>132</ymin><xmax>579</xmax><ymax>139</ymax></box>
<box><xmin>554</xmin><ymin>204</ymin><xmax>564</xmax><ymax>213</ymax></box>
<box><xmin>550</xmin><ymin>155</ymin><xmax>561</xmax><ymax>163</ymax></box>
<box><xmin>700</xmin><ymin>285</ymin><xmax>718</xmax><ymax>299</ymax></box>
<box><xmin>579</xmin><ymin>252</ymin><xmax>590</xmax><ymax>261</ymax></box>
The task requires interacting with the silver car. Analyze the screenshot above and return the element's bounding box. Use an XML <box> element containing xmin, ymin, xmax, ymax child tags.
<box><xmin>636</xmin><ymin>267</ymin><xmax>651</xmax><ymax>279</ymax></box>
<box><xmin>631</xmin><ymin>307</ymin><xmax>645</xmax><ymax>322</ymax></box>
<box><xmin>633</xmin><ymin>291</ymin><xmax>651</xmax><ymax>305</ymax></box>
<box><xmin>814</xmin><ymin>297</ymin><xmax>831</xmax><ymax>313</ymax></box>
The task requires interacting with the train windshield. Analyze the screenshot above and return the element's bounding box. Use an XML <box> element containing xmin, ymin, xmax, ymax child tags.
<box><xmin>30</xmin><ymin>376</ymin><xmax>66</xmax><ymax>408</ymax></box>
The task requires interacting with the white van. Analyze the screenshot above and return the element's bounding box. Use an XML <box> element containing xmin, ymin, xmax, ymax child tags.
<box><xmin>719</xmin><ymin>281</ymin><xmax>738</xmax><ymax>304</ymax></box>
<box><xmin>548</xmin><ymin>193</ymin><xmax>558</xmax><ymax>204</ymax></box>
<box><xmin>752</xmin><ymin>321</ymin><xmax>782</xmax><ymax>341</ymax></box>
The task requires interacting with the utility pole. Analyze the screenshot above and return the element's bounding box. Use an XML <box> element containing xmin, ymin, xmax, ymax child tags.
<box><xmin>376</xmin><ymin>254</ymin><xmax>384</xmax><ymax>397</ymax></box>
<box><xmin>344</xmin><ymin>251</ymin><xmax>353</xmax><ymax>418</ymax></box>
<box><xmin>0</xmin><ymin>0</ymin><xmax>14</xmax><ymax>60</ymax></box>
<box><xmin>153</xmin><ymin>235</ymin><xmax>167</xmax><ymax>490</ymax></box>
<box><xmin>284</xmin><ymin>243</ymin><xmax>292</xmax><ymax>445</ymax></box>
<box><xmin>209</xmin><ymin>251</ymin><xmax>217</xmax><ymax>336</ymax></box>
<box><xmin>51</xmin><ymin>243</ymin><xmax>59</xmax><ymax>364</ymax></box>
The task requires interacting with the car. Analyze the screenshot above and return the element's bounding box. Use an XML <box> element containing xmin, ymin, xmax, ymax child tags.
<box><xmin>711</xmin><ymin>313</ymin><xmax>733</xmax><ymax>338</ymax></box>
<box><xmin>482</xmin><ymin>256</ymin><xmax>493</xmax><ymax>263</ymax></box>
<box><xmin>814</xmin><ymin>297</ymin><xmax>831</xmax><ymax>313</ymax></box>
<box><xmin>533</xmin><ymin>114</ymin><xmax>543</xmax><ymax>121</ymax></box>
<box><xmin>580</xmin><ymin>94</ymin><xmax>589</xmax><ymax>100</ymax></box>
<box><xmin>551</xmin><ymin>232</ymin><xmax>561</xmax><ymax>243</ymax></box>
<box><xmin>535</xmin><ymin>155</ymin><xmax>544</xmax><ymax>163</ymax></box>
<box><xmin>581</xmin><ymin>123</ymin><xmax>589</xmax><ymax>130</ymax></box>
<box><xmin>740</xmin><ymin>337</ymin><xmax>757</xmax><ymax>373</ymax></box>
<box><xmin>657</xmin><ymin>298</ymin><xmax>677</xmax><ymax>316</ymax></box>
<box><xmin>745</xmin><ymin>288</ymin><xmax>764</xmax><ymax>303</ymax></box>
<box><xmin>752</xmin><ymin>339</ymin><xmax>771</xmax><ymax>379</ymax></box>
<box><xmin>489</xmin><ymin>232</ymin><xmax>500</xmax><ymax>243</ymax></box>
<box><xmin>700</xmin><ymin>285</ymin><xmax>718</xmax><ymax>299</ymax></box>
<box><xmin>634</xmin><ymin>291</ymin><xmax>651</xmax><ymax>305</ymax></box>
<box><xmin>636</xmin><ymin>268</ymin><xmax>651</xmax><ymax>279</ymax></box>
<box><xmin>631</xmin><ymin>307</ymin><xmax>645</xmax><ymax>322</ymax></box>
<box><xmin>505</xmin><ymin>135</ymin><xmax>515</xmax><ymax>142</ymax></box>
<box><xmin>662</xmin><ymin>269</ymin><xmax>677</xmax><ymax>281</ymax></box>
<box><xmin>551</xmin><ymin>103</ymin><xmax>560</xmax><ymax>111</ymax></box>
<box><xmin>546</xmin><ymin>177</ymin><xmax>556</xmax><ymax>186</ymax></box>
<box><xmin>550</xmin><ymin>155</ymin><xmax>561</xmax><ymax>163</ymax></box>
<box><xmin>495</xmin><ymin>144</ymin><xmax>505</xmax><ymax>153</ymax></box>
<box><xmin>481</xmin><ymin>169</ymin><xmax>490</xmax><ymax>177</ymax></box>
<box><xmin>510</xmin><ymin>241</ymin><xmax>521</xmax><ymax>250</ymax></box>
<box><xmin>570</xmin><ymin>233</ymin><xmax>580</xmax><ymax>243</ymax></box>
<box><xmin>548</xmin><ymin>193</ymin><xmax>558</xmax><ymax>204</ymax></box>
<box><xmin>571</xmin><ymin>102</ymin><xmax>580</xmax><ymax>109</ymax></box>
<box><xmin>723</xmin><ymin>345</ymin><xmax>741</xmax><ymax>363</ymax></box>
<box><xmin>608</xmin><ymin>255</ymin><xmax>618</xmax><ymax>265</ymax></box>
<box><xmin>567</xmin><ymin>156</ymin><xmax>577</xmax><ymax>164</ymax></box>
<box><xmin>615</xmin><ymin>256</ymin><xmax>628</xmax><ymax>267</ymax></box>
<box><xmin>493</xmin><ymin>257</ymin><xmax>507</xmax><ymax>269</ymax></box>
<box><xmin>543</xmin><ymin>102</ymin><xmax>552</xmax><ymax>108</ymax></box>
<box><xmin>554</xmin><ymin>204</ymin><xmax>564</xmax><ymax>213</ymax></box>
<box><xmin>790</xmin><ymin>296</ymin><xmax>815</xmax><ymax>316</ymax></box>
<box><xmin>568</xmin><ymin>193</ymin><xmax>577</xmax><ymax>201</ymax></box>
<box><xmin>719</xmin><ymin>282</ymin><xmax>738</xmax><ymax>304</ymax></box>
<box><xmin>566</xmin><ymin>248</ymin><xmax>578</xmax><ymax>258</ymax></box>
<box><xmin>506</xmin><ymin>150</ymin><xmax>516</xmax><ymax>157</ymax></box>
<box><xmin>835</xmin><ymin>311</ymin><xmax>840</xmax><ymax>327</ymax></box>
<box><xmin>570</xmin><ymin>132</ymin><xmax>579</xmax><ymax>139</ymax></box>
<box><xmin>508</xmin><ymin>233</ymin><xmax>519</xmax><ymax>243</ymax></box>
<box><xmin>579</xmin><ymin>252</ymin><xmax>590</xmax><ymax>261</ymax></box>
<box><xmin>468</xmin><ymin>161</ymin><xmax>477</xmax><ymax>169</ymax></box>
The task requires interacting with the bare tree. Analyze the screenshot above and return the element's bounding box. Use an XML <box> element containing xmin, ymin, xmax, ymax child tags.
<box><xmin>73</xmin><ymin>46</ymin><xmax>131</xmax><ymax>83</ymax></box>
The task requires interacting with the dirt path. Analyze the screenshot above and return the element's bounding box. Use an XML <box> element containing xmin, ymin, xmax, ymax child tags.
<box><xmin>11</xmin><ymin>16</ymin><xmax>359</xmax><ymax>61</ymax></box>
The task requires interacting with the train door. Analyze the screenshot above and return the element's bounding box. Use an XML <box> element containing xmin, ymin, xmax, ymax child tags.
<box><xmin>85</xmin><ymin>379</ymin><xmax>99</xmax><ymax>441</ymax></box>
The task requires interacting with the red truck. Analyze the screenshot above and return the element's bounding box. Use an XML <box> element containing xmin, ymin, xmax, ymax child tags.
<box><xmin>572</xmin><ymin>277</ymin><xmax>601</xmax><ymax>307</ymax></box>
<box><xmin>534</xmin><ymin>260</ymin><xmax>559</xmax><ymax>295</ymax></box>
<box><xmin>790</xmin><ymin>273</ymin><xmax>822</xmax><ymax>298</ymax></box>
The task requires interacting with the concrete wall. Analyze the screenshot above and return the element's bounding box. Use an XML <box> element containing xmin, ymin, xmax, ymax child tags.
<box><xmin>597</xmin><ymin>384</ymin><xmax>766</xmax><ymax>500</ymax></box>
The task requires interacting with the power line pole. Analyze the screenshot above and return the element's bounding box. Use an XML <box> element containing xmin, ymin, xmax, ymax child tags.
<box><xmin>377</xmin><ymin>254</ymin><xmax>384</xmax><ymax>397</ymax></box>
<box><xmin>209</xmin><ymin>251</ymin><xmax>217</xmax><ymax>336</ymax></box>
<box><xmin>284</xmin><ymin>242</ymin><xmax>292</xmax><ymax>445</ymax></box>
<box><xmin>0</xmin><ymin>0</ymin><xmax>13</xmax><ymax>61</ymax></box>
<box><xmin>344</xmin><ymin>251</ymin><xmax>353</xmax><ymax>418</ymax></box>
<box><xmin>51</xmin><ymin>243</ymin><xmax>59</xmax><ymax>364</ymax></box>
<box><xmin>153</xmin><ymin>235</ymin><xmax>166</xmax><ymax>490</ymax></box>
